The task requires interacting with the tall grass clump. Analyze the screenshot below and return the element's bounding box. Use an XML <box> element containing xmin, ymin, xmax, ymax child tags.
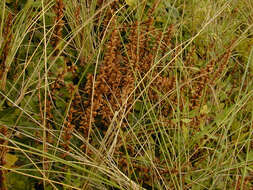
<box><xmin>0</xmin><ymin>0</ymin><xmax>253</xmax><ymax>189</ymax></box>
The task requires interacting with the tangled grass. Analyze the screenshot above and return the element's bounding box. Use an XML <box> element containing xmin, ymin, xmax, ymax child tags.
<box><xmin>0</xmin><ymin>0</ymin><xmax>253</xmax><ymax>189</ymax></box>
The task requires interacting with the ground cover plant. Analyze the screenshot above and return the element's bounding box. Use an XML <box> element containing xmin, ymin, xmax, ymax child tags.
<box><xmin>0</xmin><ymin>0</ymin><xmax>253</xmax><ymax>189</ymax></box>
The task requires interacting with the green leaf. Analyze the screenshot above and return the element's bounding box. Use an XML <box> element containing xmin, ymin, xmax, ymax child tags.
<box><xmin>181</xmin><ymin>118</ymin><xmax>192</xmax><ymax>123</ymax></box>
<box><xmin>6</xmin><ymin>0</ymin><xmax>14</xmax><ymax>3</ymax></box>
<box><xmin>0</xmin><ymin>107</ymin><xmax>19</xmax><ymax>125</ymax></box>
<box><xmin>134</xmin><ymin>101</ymin><xmax>143</xmax><ymax>111</ymax></box>
<box><xmin>182</xmin><ymin>125</ymin><xmax>189</xmax><ymax>140</ymax></box>
<box><xmin>4</xmin><ymin>153</ymin><xmax>18</xmax><ymax>168</ymax></box>
<box><xmin>248</xmin><ymin>47</ymin><xmax>253</xmax><ymax>75</ymax></box>
<box><xmin>64</xmin><ymin>169</ymin><xmax>72</xmax><ymax>190</ymax></box>
<box><xmin>125</xmin><ymin>0</ymin><xmax>137</xmax><ymax>7</ymax></box>
<box><xmin>0</xmin><ymin>107</ymin><xmax>16</xmax><ymax>118</ymax></box>
<box><xmin>200</xmin><ymin>105</ymin><xmax>209</xmax><ymax>114</ymax></box>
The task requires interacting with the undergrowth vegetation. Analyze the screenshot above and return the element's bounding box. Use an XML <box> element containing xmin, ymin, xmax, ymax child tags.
<box><xmin>0</xmin><ymin>0</ymin><xmax>253</xmax><ymax>189</ymax></box>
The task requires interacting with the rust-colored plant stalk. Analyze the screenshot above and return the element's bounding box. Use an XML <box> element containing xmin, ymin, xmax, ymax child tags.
<box><xmin>0</xmin><ymin>126</ymin><xmax>8</xmax><ymax>190</ymax></box>
<box><xmin>0</xmin><ymin>12</ymin><xmax>14</xmax><ymax>90</ymax></box>
<box><xmin>52</xmin><ymin>0</ymin><xmax>65</xmax><ymax>54</ymax></box>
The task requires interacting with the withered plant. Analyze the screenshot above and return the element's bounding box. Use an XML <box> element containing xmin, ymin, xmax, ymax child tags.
<box><xmin>1</xmin><ymin>0</ymin><xmax>253</xmax><ymax>189</ymax></box>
